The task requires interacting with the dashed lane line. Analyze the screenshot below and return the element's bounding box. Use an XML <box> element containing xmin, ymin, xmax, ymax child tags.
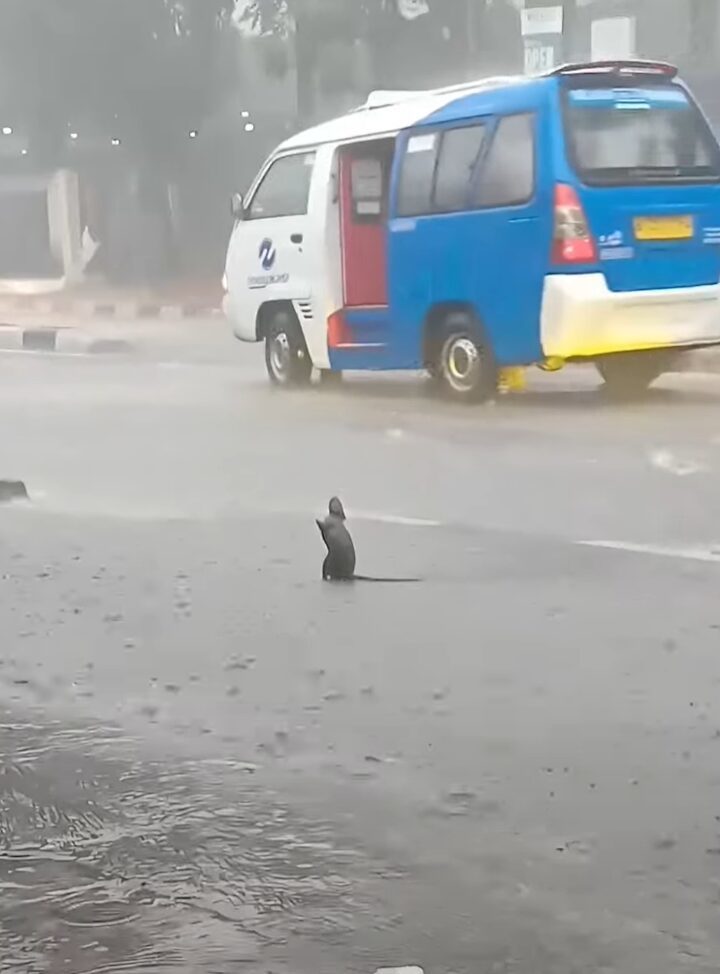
<box><xmin>580</xmin><ymin>539</ymin><xmax>720</xmax><ymax>564</ymax></box>
<box><xmin>353</xmin><ymin>511</ymin><xmax>442</xmax><ymax>528</ymax></box>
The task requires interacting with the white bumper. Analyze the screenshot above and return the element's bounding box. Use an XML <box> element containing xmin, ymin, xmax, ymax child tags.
<box><xmin>223</xmin><ymin>293</ymin><xmax>257</xmax><ymax>343</ymax></box>
<box><xmin>541</xmin><ymin>274</ymin><xmax>720</xmax><ymax>360</ymax></box>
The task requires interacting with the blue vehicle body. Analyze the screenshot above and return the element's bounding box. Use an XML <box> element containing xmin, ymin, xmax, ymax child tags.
<box><xmin>387</xmin><ymin>78</ymin><xmax>554</xmax><ymax>369</ymax></box>
<box><xmin>328</xmin><ymin>63</ymin><xmax>720</xmax><ymax>376</ymax></box>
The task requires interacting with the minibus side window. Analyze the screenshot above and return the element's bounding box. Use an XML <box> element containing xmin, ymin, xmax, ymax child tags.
<box><xmin>397</xmin><ymin>133</ymin><xmax>439</xmax><ymax>217</ymax></box>
<box><xmin>433</xmin><ymin>125</ymin><xmax>487</xmax><ymax>212</ymax></box>
<box><xmin>248</xmin><ymin>152</ymin><xmax>316</xmax><ymax>220</ymax></box>
<box><xmin>397</xmin><ymin>124</ymin><xmax>487</xmax><ymax>217</ymax></box>
<box><xmin>473</xmin><ymin>114</ymin><xmax>535</xmax><ymax>209</ymax></box>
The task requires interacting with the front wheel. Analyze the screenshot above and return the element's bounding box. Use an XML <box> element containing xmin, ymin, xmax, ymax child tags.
<box><xmin>431</xmin><ymin>316</ymin><xmax>497</xmax><ymax>402</ymax></box>
<box><xmin>264</xmin><ymin>311</ymin><xmax>312</xmax><ymax>387</ymax></box>
<box><xmin>596</xmin><ymin>354</ymin><xmax>666</xmax><ymax>399</ymax></box>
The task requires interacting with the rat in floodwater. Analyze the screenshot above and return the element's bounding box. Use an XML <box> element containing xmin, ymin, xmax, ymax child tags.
<box><xmin>316</xmin><ymin>497</ymin><xmax>420</xmax><ymax>583</ymax></box>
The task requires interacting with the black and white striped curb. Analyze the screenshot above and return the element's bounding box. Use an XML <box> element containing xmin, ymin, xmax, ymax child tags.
<box><xmin>0</xmin><ymin>297</ymin><xmax>222</xmax><ymax>321</ymax></box>
<box><xmin>0</xmin><ymin>325</ymin><xmax>134</xmax><ymax>355</ymax></box>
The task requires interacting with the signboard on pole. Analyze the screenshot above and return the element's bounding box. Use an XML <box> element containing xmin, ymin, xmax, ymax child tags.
<box><xmin>524</xmin><ymin>38</ymin><xmax>556</xmax><ymax>73</ymax></box>
<box><xmin>522</xmin><ymin>4</ymin><xmax>564</xmax><ymax>75</ymax></box>
<box><xmin>521</xmin><ymin>5</ymin><xmax>564</xmax><ymax>37</ymax></box>
<box><xmin>591</xmin><ymin>16</ymin><xmax>636</xmax><ymax>61</ymax></box>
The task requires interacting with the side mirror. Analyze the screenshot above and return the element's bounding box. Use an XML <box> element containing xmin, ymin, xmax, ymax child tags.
<box><xmin>231</xmin><ymin>192</ymin><xmax>246</xmax><ymax>220</ymax></box>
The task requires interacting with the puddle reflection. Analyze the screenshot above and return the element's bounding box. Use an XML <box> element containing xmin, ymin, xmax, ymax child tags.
<box><xmin>0</xmin><ymin>713</ymin><xmax>380</xmax><ymax>972</ymax></box>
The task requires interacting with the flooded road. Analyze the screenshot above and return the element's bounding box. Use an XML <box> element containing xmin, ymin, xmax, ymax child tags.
<box><xmin>0</xmin><ymin>711</ymin><xmax>392</xmax><ymax>974</ymax></box>
<box><xmin>3</xmin><ymin>502</ymin><xmax>720</xmax><ymax>974</ymax></box>
<box><xmin>3</xmin><ymin>346</ymin><xmax>720</xmax><ymax>971</ymax></box>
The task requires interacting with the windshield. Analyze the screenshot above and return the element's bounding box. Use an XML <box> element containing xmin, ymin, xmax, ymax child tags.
<box><xmin>564</xmin><ymin>85</ymin><xmax>720</xmax><ymax>185</ymax></box>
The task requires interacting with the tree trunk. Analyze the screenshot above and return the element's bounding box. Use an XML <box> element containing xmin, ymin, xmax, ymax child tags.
<box><xmin>293</xmin><ymin>12</ymin><xmax>318</xmax><ymax>124</ymax></box>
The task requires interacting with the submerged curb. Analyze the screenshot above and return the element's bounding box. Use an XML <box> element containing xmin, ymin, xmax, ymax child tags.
<box><xmin>0</xmin><ymin>296</ymin><xmax>222</xmax><ymax>321</ymax></box>
<box><xmin>0</xmin><ymin>325</ymin><xmax>134</xmax><ymax>355</ymax></box>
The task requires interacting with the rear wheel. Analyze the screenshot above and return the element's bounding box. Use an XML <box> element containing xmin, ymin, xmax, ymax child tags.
<box><xmin>264</xmin><ymin>310</ymin><xmax>312</xmax><ymax>387</ymax></box>
<box><xmin>430</xmin><ymin>314</ymin><xmax>497</xmax><ymax>402</ymax></box>
<box><xmin>596</xmin><ymin>354</ymin><xmax>666</xmax><ymax>399</ymax></box>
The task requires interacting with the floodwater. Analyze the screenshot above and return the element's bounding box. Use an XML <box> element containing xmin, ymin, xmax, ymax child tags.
<box><xmin>0</xmin><ymin>710</ymin><xmax>391</xmax><ymax>974</ymax></box>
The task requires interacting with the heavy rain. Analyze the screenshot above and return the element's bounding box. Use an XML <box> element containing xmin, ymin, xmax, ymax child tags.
<box><xmin>2</xmin><ymin>2</ymin><xmax>720</xmax><ymax>973</ymax></box>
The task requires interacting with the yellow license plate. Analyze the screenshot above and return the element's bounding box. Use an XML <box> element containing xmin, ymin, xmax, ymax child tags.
<box><xmin>634</xmin><ymin>215</ymin><xmax>694</xmax><ymax>241</ymax></box>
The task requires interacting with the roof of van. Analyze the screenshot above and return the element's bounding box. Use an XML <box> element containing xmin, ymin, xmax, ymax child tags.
<box><xmin>276</xmin><ymin>60</ymin><xmax>680</xmax><ymax>154</ymax></box>
<box><xmin>279</xmin><ymin>74</ymin><xmax>545</xmax><ymax>152</ymax></box>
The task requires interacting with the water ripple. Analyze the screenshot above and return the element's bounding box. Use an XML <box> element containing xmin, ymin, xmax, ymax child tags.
<box><xmin>0</xmin><ymin>711</ymin><xmax>384</xmax><ymax>973</ymax></box>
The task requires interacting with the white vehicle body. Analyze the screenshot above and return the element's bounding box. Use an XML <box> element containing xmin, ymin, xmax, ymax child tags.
<box><xmin>222</xmin><ymin>77</ymin><xmax>523</xmax><ymax>371</ymax></box>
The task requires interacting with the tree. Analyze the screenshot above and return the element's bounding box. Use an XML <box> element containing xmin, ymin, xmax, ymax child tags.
<box><xmin>0</xmin><ymin>0</ymin><xmax>237</xmax><ymax>282</ymax></box>
<box><xmin>233</xmin><ymin>0</ymin><xmax>393</xmax><ymax>121</ymax></box>
<box><xmin>231</xmin><ymin>1</ymin><xmax>507</xmax><ymax>120</ymax></box>
<box><xmin>0</xmin><ymin>0</ymin><xmax>235</xmax><ymax>166</ymax></box>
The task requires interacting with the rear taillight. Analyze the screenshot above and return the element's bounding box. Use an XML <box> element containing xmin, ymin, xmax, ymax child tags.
<box><xmin>552</xmin><ymin>183</ymin><xmax>597</xmax><ymax>265</ymax></box>
<box><xmin>327</xmin><ymin>310</ymin><xmax>353</xmax><ymax>349</ymax></box>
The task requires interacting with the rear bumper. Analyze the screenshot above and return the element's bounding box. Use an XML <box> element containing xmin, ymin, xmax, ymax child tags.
<box><xmin>540</xmin><ymin>274</ymin><xmax>720</xmax><ymax>360</ymax></box>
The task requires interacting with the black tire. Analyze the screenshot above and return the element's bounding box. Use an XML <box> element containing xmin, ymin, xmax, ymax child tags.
<box><xmin>264</xmin><ymin>310</ymin><xmax>312</xmax><ymax>387</ymax></box>
<box><xmin>430</xmin><ymin>313</ymin><xmax>497</xmax><ymax>402</ymax></box>
<box><xmin>596</xmin><ymin>354</ymin><xmax>665</xmax><ymax>399</ymax></box>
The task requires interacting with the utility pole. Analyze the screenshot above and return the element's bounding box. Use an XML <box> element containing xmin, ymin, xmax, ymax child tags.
<box><xmin>466</xmin><ymin>0</ymin><xmax>476</xmax><ymax>72</ymax></box>
<box><xmin>561</xmin><ymin>0</ymin><xmax>574</xmax><ymax>63</ymax></box>
<box><xmin>465</xmin><ymin>0</ymin><xmax>488</xmax><ymax>79</ymax></box>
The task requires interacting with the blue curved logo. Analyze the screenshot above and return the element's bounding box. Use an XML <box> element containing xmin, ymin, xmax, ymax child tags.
<box><xmin>259</xmin><ymin>238</ymin><xmax>276</xmax><ymax>271</ymax></box>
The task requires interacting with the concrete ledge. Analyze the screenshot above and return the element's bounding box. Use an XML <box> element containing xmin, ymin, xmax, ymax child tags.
<box><xmin>0</xmin><ymin>325</ymin><xmax>134</xmax><ymax>355</ymax></box>
<box><xmin>0</xmin><ymin>294</ymin><xmax>221</xmax><ymax>323</ymax></box>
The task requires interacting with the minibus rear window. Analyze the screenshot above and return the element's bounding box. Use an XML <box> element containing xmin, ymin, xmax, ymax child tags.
<box><xmin>563</xmin><ymin>86</ymin><xmax>720</xmax><ymax>186</ymax></box>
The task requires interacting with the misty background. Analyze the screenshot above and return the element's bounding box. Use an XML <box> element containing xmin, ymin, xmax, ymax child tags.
<box><xmin>0</xmin><ymin>0</ymin><xmax>717</xmax><ymax>289</ymax></box>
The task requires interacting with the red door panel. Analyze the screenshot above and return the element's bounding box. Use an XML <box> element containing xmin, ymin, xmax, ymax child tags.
<box><xmin>340</xmin><ymin>149</ymin><xmax>389</xmax><ymax>308</ymax></box>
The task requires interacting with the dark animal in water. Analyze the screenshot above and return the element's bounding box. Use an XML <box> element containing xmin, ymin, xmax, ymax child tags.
<box><xmin>0</xmin><ymin>480</ymin><xmax>28</xmax><ymax>503</ymax></box>
<box><xmin>316</xmin><ymin>497</ymin><xmax>419</xmax><ymax>583</ymax></box>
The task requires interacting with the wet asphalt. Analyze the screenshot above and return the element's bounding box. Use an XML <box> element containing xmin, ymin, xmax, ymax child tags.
<box><xmin>2</xmin><ymin>325</ymin><xmax>720</xmax><ymax>973</ymax></box>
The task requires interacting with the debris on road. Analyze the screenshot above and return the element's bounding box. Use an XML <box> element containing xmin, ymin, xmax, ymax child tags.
<box><xmin>0</xmin><ymin>479</ymin><xmax>28</xmax><ymax>502</ymax></box>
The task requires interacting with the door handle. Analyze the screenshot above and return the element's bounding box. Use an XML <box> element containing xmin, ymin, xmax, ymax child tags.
<box><xmin>291</xmin><ymin>233</ymin><xmax>304</xmax><ymax>244</ymax></box>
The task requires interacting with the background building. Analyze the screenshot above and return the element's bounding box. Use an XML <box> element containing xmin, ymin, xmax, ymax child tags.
<box><xmin>0</xmin><ymin>0</ymin><xmax>718</xmax><ymax>291</ymax></box>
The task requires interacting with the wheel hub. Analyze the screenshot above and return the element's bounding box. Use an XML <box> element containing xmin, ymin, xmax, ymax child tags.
<box><xmin>446</xmin><ymin>338</ymin><xmax>479</xmax><ymax>387</ymax></box>
<box><xmin>270</xmin><ymin>332</ymin><xmax>291</xmax><ymax>378</ymax></box>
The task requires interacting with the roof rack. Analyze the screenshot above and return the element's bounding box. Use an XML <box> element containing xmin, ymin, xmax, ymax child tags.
<box><xmin>552</xmin><ymin>59</ymin><xmax>678</xmax><ymax>80</ymax></box>
<box><xmin>353</xmin><ymin>74</ymin><xmax>526</xmax><ymax>113</ymax></box>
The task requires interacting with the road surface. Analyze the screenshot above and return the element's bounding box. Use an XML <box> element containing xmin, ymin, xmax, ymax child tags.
<box><xmin>2</xmin><ymin>322</ymin><xmax>720</xmax><ymax>973</ymax></box>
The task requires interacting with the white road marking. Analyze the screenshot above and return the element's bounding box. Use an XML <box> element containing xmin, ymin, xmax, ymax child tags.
<box><xmin>353</xmin><ymin>511</ymin><xmax>442</xmax><ymax>528</ymax></box>
<box><xmin>649</xmin><ymin>449</ymin><xmax>706</xmax><ymax>477</ymax></box>
<box><xmin>580</xmin><ymin>540</ymin><xmax>720</xmax><ymax>563</ymax></box>
<box><xmin>0</xmin><ymin>348</ymin><xmax>88</xmax><ymax>360</ymax></box>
